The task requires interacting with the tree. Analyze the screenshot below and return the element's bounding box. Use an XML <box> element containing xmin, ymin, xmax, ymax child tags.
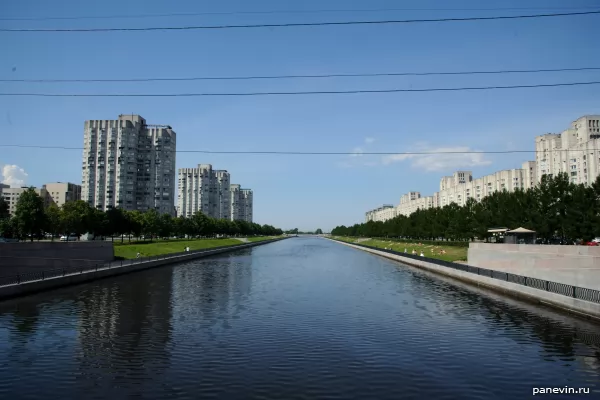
<box><xmin>61</xmin><ymin>200</ymin><xmax>93</xmax><ymax>241</ymax></box>
<box><xmin>315</xmin><ymin>228</ymin><xmax>323</xmax><ymax>234</ymax></box>
<box><xmin>142</xmin><ymin>209</ymin><xmax>161</xmax><ymax>241</ymax></box>
<box><xmin>13</xmin><ymin>188</ymin><xmax>46</xmax><ymax>241</ymax></box>
<box><xmin>0</xmin><ymin>197</ymin><xmax>9</xmax><ymax>220</ymax></box>
<box><xmin>45</xmin><ymin>203</ymin><xmax>62</xmax><ymax>241</ymax></box>
<box><xmin>106</xmin><ymin>207</ymin><xmax>127</xmax><ymax>242</ymax></box>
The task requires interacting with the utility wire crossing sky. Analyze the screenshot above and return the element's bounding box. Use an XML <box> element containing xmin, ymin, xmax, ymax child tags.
<box><xmin>1</xmin><ymin>10</ymin><xmax>599</xmax><ymax>32</ymax></box>
<box><xmin>3</xmin><ymin>66</ymin><xmax>600</xmax><ymax>82</ymax></box>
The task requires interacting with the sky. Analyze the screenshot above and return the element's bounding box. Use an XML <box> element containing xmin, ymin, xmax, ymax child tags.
<box><xmin>0</xmin><ymin>0</ymin><xmax>599</xmax><ymax>232</ymax></box>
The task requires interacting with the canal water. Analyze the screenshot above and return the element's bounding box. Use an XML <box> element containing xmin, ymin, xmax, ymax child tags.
<box><xmin>0</xmin><ymin>237</ymin><xmax>598</xmax><ymax>399</ymax></box>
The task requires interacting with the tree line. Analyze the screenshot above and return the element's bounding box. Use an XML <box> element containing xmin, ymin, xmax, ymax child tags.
<box><xmin>0</xmin><ymin>187</ymin><xmax>283</xmax><ymax>241</ymax></box>
<box><xmin>332</xmin><ymin>173</ymin><xmax>600</xmax><ymax>243</ymax></box>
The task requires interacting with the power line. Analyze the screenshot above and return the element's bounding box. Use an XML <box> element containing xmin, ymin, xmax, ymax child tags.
<box><xmin>4</xmin><ymin>66</ymin><xmax>600</xmax><ymax>83</ymax></box>
<box><xmin>1</xmin><ymin>81</ymin><xmax>599</xmax><ymax>97</ymax></box>
<box><xmin>0</xmin><ymin>144</ymin><xmax>593</xmax><ymax>155</ymax></box>
<box><xmin>1</xmin><ymin>11</ymin><xmax>599</xmax><ymax>32</ymax></box>
<box><xmin>1</xmin><ymin>7</ymin><xmax>597</xmax><ymax>21</ymax></box>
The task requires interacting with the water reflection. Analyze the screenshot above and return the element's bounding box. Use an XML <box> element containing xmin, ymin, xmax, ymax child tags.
<box><xmin>0</xmin><ymin>238</ymin><xmax>598</xmax><ymax>399</ymax></box>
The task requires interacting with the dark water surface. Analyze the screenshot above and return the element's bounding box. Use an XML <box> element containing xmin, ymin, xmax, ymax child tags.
<box><xmin>0</xmin><ymin>237</ymin><xmax>599</xmax><ymax>399</ymax></box>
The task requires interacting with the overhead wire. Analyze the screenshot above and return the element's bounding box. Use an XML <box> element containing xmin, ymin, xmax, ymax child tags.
<box><xmin>1</xmin><ymin>81</ymin><xmax>600</xmax><ymax>97</ymax></box>
<box><xmin>1</xmin><ymin>6</ymin><xmax>599</xmax><ymax>21</ymax></box>
<box><xmin>1</xmin><ymin>11</ymin><xmax>599</xmax><ymax>32</ymax></box>
<box><xmin>0</xmin><ymin>144</ymin><xmax>594</xmax><ymax>155</ymax></box>
<box><xmin>3</xmin><ymin>66</ymin><xmax>600</xmax><ymax>83</ymax></box>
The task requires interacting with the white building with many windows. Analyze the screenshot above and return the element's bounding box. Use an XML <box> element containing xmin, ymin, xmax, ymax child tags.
<box><xmin>177</xmin><ymin>164</ymin><xmax>231</xmax><ymax>220</ymax></box>
<box><xmin>535</xmin><ymin>115</ymin><xmax>600</xmax><ymax>186</ymax></box>
<box><xmin>365</xmin><ymin>114</ymin><xmax>599</xmax><ymax>220</ymax></box>
<box><xmin>230</xmin><ymin>184</ymin><xmax>253</xmax><ymax>223</ymax></box>
<box><xmin>82</xmin><ymin>114</ymin><xmax>176</xmax><ymax>215</ymax></box>
<box><xmin>365</xmin><ymin>205</ymin><xmax>396</xmax><ymax>222</ymax></box>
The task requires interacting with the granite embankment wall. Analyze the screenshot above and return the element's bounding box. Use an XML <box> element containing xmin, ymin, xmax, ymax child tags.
<box><xmin>468</xmin><ymin>243</ymin><xmax>600</xmax><ymax>290</ymax></box>
<box><xmin>332</xmin><ymin>239</ymin><xmax>600</xmax><ymax>321</ymax></box>
<box><xmin>0</xmin><ymin>241</ymin><xmax>114</xmax><ymax>275</ymax></box>
<box><xmin>0</xmin><ymin>238</ymin><xmax>284</xmax><ymax>301</ymax></box>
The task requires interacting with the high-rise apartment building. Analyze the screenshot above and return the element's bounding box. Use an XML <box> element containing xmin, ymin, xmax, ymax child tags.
<box><xmin>43</xmin><ymin>182</ymin><xmax>81</xmax><ymax>208</ymax></box>
<box><xmin>82</xmin><ymin>114</ymin><xmax>176</xmax><ymax>215</ymax></box>
<box><xmin>240</xmin><ymin>188</ymin><xmax>253</xmax><ymax>223</ymax></box>
<box><xmin>230</xmin><ymin>184</ymin><xmax>254</xmax><ymax>223</ymax></box>
<box><xmin>177</xmin><ymin>164</ymin><xmax>231</xmax><ymax>219</ymax></box>
<box><xmin>535</xmin><ymin>115</ymin><xmax>600</xmax><ymax>186</ymax></box>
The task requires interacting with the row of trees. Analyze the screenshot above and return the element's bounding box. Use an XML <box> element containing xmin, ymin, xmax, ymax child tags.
<box><xmin>332</xmin><ymin>173</ymin><xmax>600</xmax><ymax>243</ymax></box>
<box><xmin>284</xmin><ymin>228</ymin><xmax>324</xmax><ymax>234</ymax></box>
<box><xmin>0</xmin><ymin>188</ymin><xmax>283</xmax><ymax>241</ymax></box>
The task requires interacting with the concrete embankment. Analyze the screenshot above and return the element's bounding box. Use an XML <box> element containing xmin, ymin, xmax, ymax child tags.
<box><xmin>0</xmin><ymin>238</ymin><xmax>284</xmax><ymax>301</ymax></box>
<box><xmin>331</xmin><ymin>239</ymin><xmax>600</xmax><ymax>321</ymax></box>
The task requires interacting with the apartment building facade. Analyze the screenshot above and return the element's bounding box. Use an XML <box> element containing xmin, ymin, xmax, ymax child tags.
<box><xmin>43</xmin><ymin>182</ymin><xmax>82</xmax><ymax>208</ymax></box>
<box><xmin>535</xmin><ymin>115</ymin><xmax>600</xmax><ymax>186</ymax></box>
<box><xmin>82</xmin><ymin>114</ymin><xmax>176</xmax><ymax>215</ymax></box>
<box><xmin>177</xmin><ymin>164</ymin><xmax>231</xmax><ymax>219</ymax></box>
<box><xmin>1</xmin><ymin>187</ymin><xmax>51</xmax><ymax>216</ymax></box>
<box><xmin>230</xmin><ymin>184</ymin><xmax>254</xmax><ymax>223</ymax></box>
<box><xmin>365</xmin><ymin>204</ymin><xmax>396</xmax><ymax>223</ymax></box>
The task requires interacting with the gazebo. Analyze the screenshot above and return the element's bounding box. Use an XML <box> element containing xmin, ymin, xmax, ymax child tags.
<box><xmin>487</xmin><ymin>227</ymin><xmax>509</xmax><ymax>243</ymax></box>
<box><xmin>504</xmin><ymin>227</ymin><xmax>536</xmax><ymax>244</ymax></box>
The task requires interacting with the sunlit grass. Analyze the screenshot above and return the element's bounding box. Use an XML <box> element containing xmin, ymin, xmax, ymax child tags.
<box><xmin>332</xmin><ymin>236</ymin><xmax>468</xmax><ymax>262</ymax></box>
<box><xmin>114</xmin><ymin>237</ymin><xmax>274</xmax><ymax>259</ymax></box>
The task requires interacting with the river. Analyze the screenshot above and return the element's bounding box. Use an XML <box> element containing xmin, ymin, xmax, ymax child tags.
<box><xmin>0</xmin><ymin>237</ymin><xmax>598</xmax><ymax>399</ymax></box>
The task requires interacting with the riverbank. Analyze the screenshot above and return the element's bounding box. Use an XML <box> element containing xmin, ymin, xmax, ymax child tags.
<box><xmin>0</xmin><ymin>238</ymin><xmax>285</xmax><ymax>301</ymax></box>
<box><xmin>114</xmin><ymin>236</ymin><xmax>276</xmax><ymax>259</ymax></box>
<box><xmin>330</xmin><ymin>238</ymin><xmax>600</xmax><ymax>321</ymax></box>
<box><xmin>333</xmin><ymin>236</ymin><xmax>467</xmax><ymax>263</ymax></box>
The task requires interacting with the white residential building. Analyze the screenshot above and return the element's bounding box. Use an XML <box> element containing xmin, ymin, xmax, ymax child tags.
<box><xmin>230</xmin><ymin>184</ymin><xmax>254</xmax><ymax>223</ymax></box>
<box><xmin>42</xmin><ymin>182</ymin><xmax>81</xmax><ymax>208</ymax></box>
<box><xmin>368</xmin><ymin>114</ymin><xmax>599</xmax><ymax>220</ymax></box>
<box><xmin>535</xmin><ymin>115</ymin><xmax>600</xmax><ymax>186</ymax></box>
<box><xmin>82</xmin><ymin>114</ymin><xmax>176</xmax><ymax>215</ymax></box>
<box><xmin>395</xmin><ymin>165</ymin><xmax>535</xmax><ymax>217</ymax></box>
<box><xmin>177</xmin><ymin>164</ymin><xmax>231</xmax><ymax>220</ymax></box>
<box><xmin>1</xmin><ymin>187</ymin><xmax>51</xmax><ymax>216</ymax></box>
<box><xmin>365</xmin><ymin>204</ymin><xmax>396</xmax><ymax>222</ymax></box>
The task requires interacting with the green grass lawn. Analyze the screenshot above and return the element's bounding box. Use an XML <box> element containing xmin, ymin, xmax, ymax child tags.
<box><xmin>113</xmin><ymin>237</ymin><xmax>275</xmax><ymax>259</ymax></box>
<box><xmin>246</xmin><ymin>236</ymin><xmax>275</xmax><ymax>242</ymax></box>
<box><xmin>332</xmin><ymin>236</ymin><xmax>468</xmax><ymax>263</ymax></box>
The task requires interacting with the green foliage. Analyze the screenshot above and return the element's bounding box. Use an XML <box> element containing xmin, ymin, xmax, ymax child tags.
<box><xmin>13</xmin><ymin>187</ymin><xmax>46</xmax><ymax>241</ymax></box>
<box><xmin>332</xmin><ymin>173</ymin><xmax>600</xmax><ymax>243</ymax></box>
<box><xmin>315</xmin><ymin>228</ymin><xmax>323</xmax><ymax>234</ymax></box>
<box><xmin>0</xmin><ymin>197</ymin><xmax>9</xmax><ymax>220</ymax></box>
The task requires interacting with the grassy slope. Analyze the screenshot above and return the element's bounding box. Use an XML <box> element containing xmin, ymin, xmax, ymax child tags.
<box><xmin>247</xmin><ymin>236</ymin><xmax>275</xmax><ymax>242</ymax></box>
<box><xmin>332</xmin><ymin>236</ymin><xmax>467</xmax><ymax>262</ymax></box>
<box><xmin>114</xmin><ymin>237</ymin><xmax>273</xmax><ymax>259</ymax></box>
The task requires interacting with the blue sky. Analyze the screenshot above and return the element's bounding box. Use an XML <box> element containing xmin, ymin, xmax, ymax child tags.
<box><xmin>1</xmin><ymin>0</ymin><xmax>599</xmax><ymax>231</ymax></box>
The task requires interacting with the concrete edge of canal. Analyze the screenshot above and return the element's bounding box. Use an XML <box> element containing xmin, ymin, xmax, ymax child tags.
<box><xmin>330</xmin><ymin>239</ymin><xmax>600</xmax><ymax>322</ymax></box>
<box><xmin>0</xmin><ymin>238</ymin><xmax>287</xmax><ymax>302</ymax></box>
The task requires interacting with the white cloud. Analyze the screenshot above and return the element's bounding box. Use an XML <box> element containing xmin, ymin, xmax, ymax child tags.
<box><xmin>364</xmin><ymin>137</ymin><xmax>375</xmax><ymax>144</ymax></box>
<box><xmin>382</xmin><ymin>145</ymin><xmax>491</xmax><ymax>172</ymax></box>
<box><xmin>1</xmin><ymin>164</ymin><xmax>28</xmax><ymax>187</ymax></box>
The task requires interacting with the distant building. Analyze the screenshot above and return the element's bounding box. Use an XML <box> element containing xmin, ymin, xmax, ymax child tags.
<box><xmin>1</xmin><ymin>187</ymin><xmax>51</xmax><ymax>216</ymax></box>
<box><xmin>177</xmin><ymin>164</ymin><xmax>231</xmax><ymax>219</ymax></box>
<box><xmin>42</xmin><ymin>182</ymin><xmax>81</xmax><ymax>208</ymax></box>
<box><xmin>229</xmin><ymin>184</ymin><xmax>252</xmax><ymax>223</ymax></box>
<box><xmin>240</xmin><ymin>188</ymin><xmax>253</xmax><ymax>223</ymax></box>
<box><xmin>365</xmin><ymin>204</ymin><xmax>396</xmax><ymax>223</ymax></box>
<box><xmin>535</xmin><ymin>115</ymin><xmax>600</xmax><ymax>186</ymax></box>
<box><xmin>82</xmin><ymin>114</ymin><xmax>176</xmax><ymax>215</ymax></box>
